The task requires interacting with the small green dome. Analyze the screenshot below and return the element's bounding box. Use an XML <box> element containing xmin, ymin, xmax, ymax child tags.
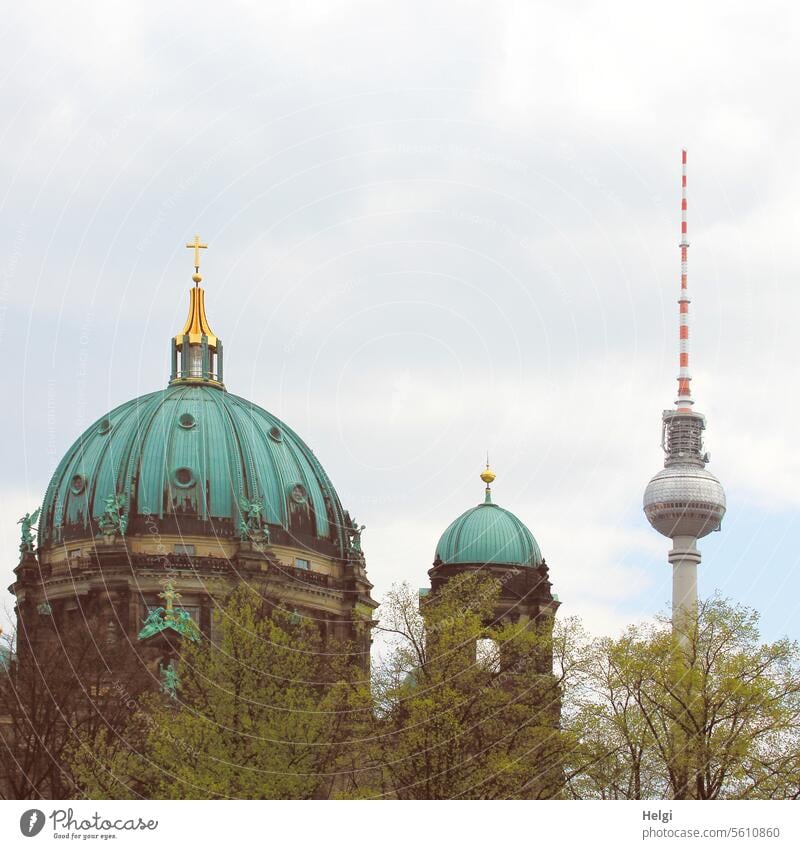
<box><xmin>434</xmin><ymin>499</ymin><xmax>543</xmax><ymax>568</ymax></box>
<box><xmin>40</xmin><ymin>383</ymin><xmax>350</xmax><ymax>556</ymax></box>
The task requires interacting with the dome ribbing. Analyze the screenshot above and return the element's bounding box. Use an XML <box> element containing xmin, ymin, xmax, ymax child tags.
<box><xmin>434</xmin><ymin>500</ymin><xmax>543</xmax><ymax>568</ymax></box>
<box><xmin>39</xmin><ymin>383</ymin><xmax>349</xmax><ymax>555</ymax></box>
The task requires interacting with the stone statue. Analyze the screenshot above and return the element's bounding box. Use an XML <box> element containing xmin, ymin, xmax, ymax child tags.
<box><xmin>97</xmin><ymin>493</ymin><xmax>127</xmax><ymax>537</ymax></box>
<box><xmin>18</xmin><ymin>508</ymin><xmax>40</xmax><ymax>553</ymax></box>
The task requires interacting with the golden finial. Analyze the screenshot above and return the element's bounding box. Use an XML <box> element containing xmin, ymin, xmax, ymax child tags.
<box><xmin>186</xmin><ymin>234</ymin><xmax>208</xmax><ymax>285</ymax></box>
<box><xmin>480</xmin><ymin>454</ymin><xmax>496</xmax><ymax>485</ymax></box>
<box><xmin>480</xmin><ymin>455</ymin><xmax>495</xmax><ymax>503</ymax></box>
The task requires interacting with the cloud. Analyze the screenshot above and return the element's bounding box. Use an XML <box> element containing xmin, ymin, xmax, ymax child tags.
<box><xmin>2</xmin><ymin>1</ymin><xmax>799</xmax><ymax>640</ymax></box>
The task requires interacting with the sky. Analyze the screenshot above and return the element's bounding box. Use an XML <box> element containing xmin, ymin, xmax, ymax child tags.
<box><xmin>1</xmin><ymin>1</ymin><xmax>799</xmax><ymax>644</ymax></box>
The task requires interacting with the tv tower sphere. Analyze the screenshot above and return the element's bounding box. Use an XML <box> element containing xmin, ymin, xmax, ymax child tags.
<box><xmin>643</xmin><ymin>420</ymin><xmax>726</xmax><ymax>540</ymax></box>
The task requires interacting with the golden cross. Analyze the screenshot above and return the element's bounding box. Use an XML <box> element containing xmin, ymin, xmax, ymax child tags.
<box><xmin>185</xmin><ymin>234</ymin><xmax>208</xmax><ymax>273</ymax></box>
<box><xmin>159</xmin><ymin>579</ymin><xmax>181</xmax><ymax>620</ymax></box>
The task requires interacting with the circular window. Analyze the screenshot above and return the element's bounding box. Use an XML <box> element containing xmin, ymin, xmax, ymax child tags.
<box><xmin>290</xmin><ymin>483</ymin><xmax>307</xmax><ymax>504</ymax></box>
<box><xmin>173</xmin><ymin>467</ymin><xmax>195</xmax><ymax>488</ymax></box>
<box><xmin>97</xmin><ymin>418</ymin><xmax>112</xmax><ymax>435</ymax></box>
<box><xmin>70</xmin><ymin>474</ymin><xmax>86</xmax><ymax>495</ymax></box>
<box><xmin>268</xmin><ymin>425</ymin><xmax>282</xmax><ymax>442</ymax></box>
<box><xmin>178</xmin><ymin>413</ymin><xmax>196</xmax><ymax>429</ymax></box>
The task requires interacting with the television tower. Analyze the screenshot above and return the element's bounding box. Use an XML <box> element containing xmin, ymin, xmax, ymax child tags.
<box><xmin>643</xmin><ymin>150</ymin><xmax>726</xmax><ymax>642</ymax></box>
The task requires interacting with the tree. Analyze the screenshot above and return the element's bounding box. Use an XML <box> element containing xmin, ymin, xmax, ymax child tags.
<box><xmin>564</xmin><ymin>596</ymin><xmax>800</xmax><ymax>800</ymax></box>
<box><xmin>370</xmin><ymin>575</ymin><xmax>565</xmax><ymax>799</ymax></box>
<box><xmin>0</xmin><ymin>609</ymin><xmax>151</xmax><ymax>799</ymax></box>
<box><xmin>54</xmin><ymin>581</ymin><xmax>800</xmax><ymax>801</ymax></box>
<box><xmin>70</xmin><ymin>585</ymin><xmax>370</xmax><ymax>799</ymax></box>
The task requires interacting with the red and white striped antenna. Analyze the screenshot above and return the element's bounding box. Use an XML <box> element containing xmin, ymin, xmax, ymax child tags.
<box><xmin>676</xmin><ymin>148</ymin><xmax>693</xmax><ymax>410</ymax></box>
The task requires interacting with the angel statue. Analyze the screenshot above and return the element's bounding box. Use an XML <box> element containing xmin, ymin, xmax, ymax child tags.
<box><xmin>97</xmin><ymin>493</ymin><xmax>127</xmax><ymax>537</ymax></box>
<box><xmin>18</xmin><ymin>508</ymin><xmax>41</xmax><ymax>553</ymax></box>
<box><xmin>349</xmin><ymin>518</ymin><xmax>366</xmax><ymax>554</ymax></box>
<box><xmin>238</xmin><ymin>495</ymin><xmax>270</xmax><ymax>543</ymax></box>
<box><xmin>159</xmin><ymin>660</ymin><xmax>180</xmax><ymax>700</ymax></box>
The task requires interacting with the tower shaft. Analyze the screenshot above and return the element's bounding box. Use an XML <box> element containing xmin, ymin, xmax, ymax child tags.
<box><xmin>670</xmin><ymin>535</ymin><xmax>700</xmax><ymax>648</ymax></box>
<box><xmin>643</xmin><ymin>150</ymin><xmax>726</xmax><ymax>645</ymax></box>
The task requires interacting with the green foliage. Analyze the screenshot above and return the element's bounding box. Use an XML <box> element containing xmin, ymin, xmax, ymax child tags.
<box><xmin>65</xmin><ymin>583</ymin><xmax>800</xmax><ymax>801</ymax></box>
<box><xmin>564</xmin><ymin>595</ymin><xmax>800</xmax><ymax>799</ymax></box>
<box><xmin>71</xmin><ymin>585</ymin><xmax>369</xmax><ymax>799</ymax></box>
<box><xmin>370</xmin><ymin>575</ymin><xmax>564</xmax><ymax>799</ymax></box>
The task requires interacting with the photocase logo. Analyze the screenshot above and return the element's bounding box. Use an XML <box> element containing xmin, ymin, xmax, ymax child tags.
<box><xmin>16</xmin><ymin>807</ymin><xmax>159</xmax><ymax>838</ymax></box>
<box><xmin>19</xmin><ymin>809</ymin><xmax>45</xmax><ymax>837</ymax></box>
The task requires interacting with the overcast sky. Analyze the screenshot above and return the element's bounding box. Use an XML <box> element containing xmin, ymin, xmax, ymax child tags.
<box><xmin>2</xmin><ymin>1</ymin><xmax>799</xmax><ymax>643</ymax></box>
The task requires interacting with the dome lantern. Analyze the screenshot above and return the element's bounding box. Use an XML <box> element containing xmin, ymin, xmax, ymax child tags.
<box><xmin>170</xmin><ymin>235</ymin><xmax>224</xmax><ymax>387</ymax></box>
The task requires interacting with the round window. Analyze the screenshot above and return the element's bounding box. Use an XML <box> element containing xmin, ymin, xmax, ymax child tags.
<box><xmin>268</xmin><ymin>425</ymin><xmax>282</xmax><ymax>442</ymax></box>
<box><xmin>173</xmin><ymin>467</ymin><xmax>195</xmax><ymax>488</ymax></box>
<box><xmin>290</xmin><ymin>484</ymin><xmax>307</xmax><ymax>504</ymax></box>
<box><xmin>178</xmin><ymin>413</ymin><xmax>196</xmax><ymax>429</ymax></box>
<box><xmin>70</xmin><ymin>474</ymin><xmax>86</xmax><ymax>495</ymax></box>
<box><xmin>97</xmin><ymin>418</ymin><xmax>112</xmax><ymax>435</ymax></box>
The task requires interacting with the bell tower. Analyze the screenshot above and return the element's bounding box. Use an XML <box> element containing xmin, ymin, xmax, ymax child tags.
<box><xmin>426</xmin><ymin>464</ymin><xmax>559</xmax><ymax>670</ymax></box>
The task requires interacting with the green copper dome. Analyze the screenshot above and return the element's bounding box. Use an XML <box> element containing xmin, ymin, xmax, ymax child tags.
<box><xmin>434</xmin><ymin>478</ymin><xmax>543</xmax><ymax>568</ymax></box>
<box><xmin>40</xmin><ymin>383</ymin><xmax>350</xmax><ymax>556</ymax></box>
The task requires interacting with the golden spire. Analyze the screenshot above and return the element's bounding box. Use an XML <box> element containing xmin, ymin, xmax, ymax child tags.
<box><xmin>176</xmin><ymin>287</ymin><xmax>218</xmax><ymax>347</ymax></box>
<box><xmin>175</xmin><ymin>235</ymin><xmax>217</xmax><ymax>347</ymax></box>
<box><xmin>480</xmin><ymin>455</ymin><xmax>495</xmax><ymax>503</ymax></box>
<box><xmin>186</xmin><ymin>233</ymin><xmax>208</xmax><ymax>285</ymax></box>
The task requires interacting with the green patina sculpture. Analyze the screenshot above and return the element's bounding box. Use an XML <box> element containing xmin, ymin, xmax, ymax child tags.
<box><xmin>139</xmin><ymin>606</ymin><xmax>166</xmax><ymax>636</ymax></box>
<box><xmin>97</xmin><ymin>493</ymin><xmax>128</xmax><ymax>537</ymax></box>
<box><xmin>18</xmin><ymin>508</ymin><xmax>40</xmax><ymax>553</ymax></box>
<box><xmin>349</xmin><ymin>517</ymin><xmax>366</xmax><ymax>555</ymax></box>
<box><xmin>137</xmin><ymin>580</ymin><xmax>200</xmax><ymax>643</ymax></box>
<box><xmin>159</xmin><ymin>660</ymin><xmax>180</xmax><ymax>700</ymax></box>
<box><xmin>238</xmin><ymin>495</ymin><xmax>270</xmax><ymax>544</ymax></box>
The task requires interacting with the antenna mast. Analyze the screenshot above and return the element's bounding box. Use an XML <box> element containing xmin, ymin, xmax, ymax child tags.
<box><xmin>677</xmin><ymin>149</ymin><xmax>693</xmax><ymax>410</ymax></box>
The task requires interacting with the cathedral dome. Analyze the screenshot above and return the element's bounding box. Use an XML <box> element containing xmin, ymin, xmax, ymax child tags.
<box><xmin>38</xmin><ymin>252</ymin><xmax>354</xmax><ymax>561</ymax></box>
<box><xmin>39</xmin><ymin>383</ymin><xmax>350</xmax><ymax>556</ymax></box>
<box><xmin>15</xmin><ymin>244</ymin><xmax>375</xmax><ymax>682</ymax></box>
<box><xmin>434</xmin><ymin>468</ymin><xmax>543</xmax><ymax>568</ymax></box>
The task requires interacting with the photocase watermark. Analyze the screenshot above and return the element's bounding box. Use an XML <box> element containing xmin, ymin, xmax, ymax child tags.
<box><xmin>140</xmin><ymin>506</ymin><xmax>170</xmax><ymax>569</ymax></box>
<box><xmin>19</xmin><ymin>809</ymin><xmax>45</xmax><ymax>837</ymax></box>
<box><xmin>19</xmin><ymin>807</ymin><xmax>158</xmax><ymax>838</ymax></box>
